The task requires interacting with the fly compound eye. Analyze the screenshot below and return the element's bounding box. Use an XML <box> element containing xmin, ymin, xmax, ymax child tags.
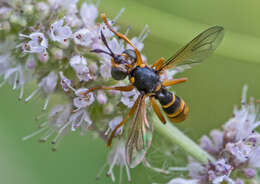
<box><xmin>114</xmin><ymin>55</ymin><xmax>125</xmax><ymax>64</ymax></box>
<box><xmin>111</xmin><ymin>66</ymin><xmax>127</xmax><ymax>80</ymax></box>
<box><xmin>122</xmin><ymin>49</ymin><xmax>137</xmax><ymax>63</ymax></box>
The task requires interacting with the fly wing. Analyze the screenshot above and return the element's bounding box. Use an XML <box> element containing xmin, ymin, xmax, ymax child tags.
<box><xmin>158</xmin><ymin>26</ymin><xmax>224</xmax><ymax>72</ymax></box>
<box><xmin>126</xmin><ymin>95</ymin><xmax>153</xmax><ymax>168</ymax></box>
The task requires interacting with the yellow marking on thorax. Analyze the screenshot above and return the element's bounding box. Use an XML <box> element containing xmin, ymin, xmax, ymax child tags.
<box><xmin>130</xmin><ymin>77</ymin><xmax>135</xmax><ymax>84</ymax></box>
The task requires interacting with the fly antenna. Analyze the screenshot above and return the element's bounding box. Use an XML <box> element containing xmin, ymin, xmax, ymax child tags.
<box><xmin>91</xmin><ymin>30</ymin><xmax>115</xmax><ymax>57</ymax></box>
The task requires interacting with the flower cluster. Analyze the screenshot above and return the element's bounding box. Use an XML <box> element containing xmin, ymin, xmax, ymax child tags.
<box><xmin>167</xmin><ymin>85</ymin><xmax>260</xmax><ymax>184</ymax></box>
<box><xmin>0</xmin><ymin>0</ymin><xmax>151</xmax><ymax>182</ymax></box>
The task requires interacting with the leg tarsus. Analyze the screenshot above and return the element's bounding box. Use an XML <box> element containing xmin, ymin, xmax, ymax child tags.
<box><xmin>163</xmin><ymin>78</ymin><xmax>187</xmax><ymax>87</ymax></box>
<box><xmin>101</xmin><ymin>13</ymin><xmax>143</xmax><ymax>66</ymax></box>
<box><xmin>151</xmin><ymin>57</ymin><xmax>165</xmax><ymax>70</ymax></box>
<box><xmin>150</xmin><ymin>97</ymin><xmax>166</xmax><ymax>124</ymax></box>
<box><xmin>107</xmin><ymin>95</ymin><xmax>141</xmax><ymax>147</ymax></box>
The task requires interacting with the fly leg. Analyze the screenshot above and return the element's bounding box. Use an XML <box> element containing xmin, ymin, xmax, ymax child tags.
<box><xmin>80</xmin><ymin>85</ymin><xmax>134</xmax><ymax>96</ymax></box>
<box><xmin>101</xmin><ymin>13</ymin><xmax>143</xmax><ymax>66</ymax></box>
<box><xmin>162</xmin><ymin>78</ymin><xmax>187</xmax><ymax>87</ymax></box>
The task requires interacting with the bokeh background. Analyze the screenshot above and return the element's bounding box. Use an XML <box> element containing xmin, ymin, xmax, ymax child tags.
<box><xmin>1</xmin><ymin>0</ymin><xmax>260</xmax><ymax>183</ymax></box>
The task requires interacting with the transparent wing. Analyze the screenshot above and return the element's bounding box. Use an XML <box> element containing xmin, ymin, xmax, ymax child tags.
<box><xmin>126</xmin><ymin>95</ymin><xmax>153</xmax><ymax>168</ymax></box>
<box><xmin>158</xmin><ymin>26</ymin><xmax>224</xmax><ymax>72</ymax></box>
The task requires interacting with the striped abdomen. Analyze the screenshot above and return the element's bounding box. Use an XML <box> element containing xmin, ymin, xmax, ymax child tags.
<box><xmin>155</xmin><ymin>86</ymin><xmax>189</xmax><ymax>123</ymax></box>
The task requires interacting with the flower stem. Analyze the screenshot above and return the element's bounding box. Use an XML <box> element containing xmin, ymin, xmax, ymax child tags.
<box><xmin>153</xmin><ymin>115</ymin><xmax>215</xmax><ymax>164</ymax></box>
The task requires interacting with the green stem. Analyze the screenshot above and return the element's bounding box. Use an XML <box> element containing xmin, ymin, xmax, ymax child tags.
<box><xmin>152</xmin><ymin>115</ymin><xmax>215</xmax><ymax>164</ymax></box>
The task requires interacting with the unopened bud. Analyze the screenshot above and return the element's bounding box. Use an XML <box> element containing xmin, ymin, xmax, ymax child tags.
<box><xmin>38</xmin><ymin>52</ymin><xmax>49</xmax><ymax>63</ymax></box>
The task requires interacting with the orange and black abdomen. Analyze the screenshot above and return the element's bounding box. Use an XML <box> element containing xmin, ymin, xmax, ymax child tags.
<box><xmin>155</xmin><ymin>86</ymin><xmax>189</xmax><ymax>123</ymax></box>
<box><xmin>162</xmin><ymin>95</ymin><xmax>189</xmax><ymax>122</ymax></box>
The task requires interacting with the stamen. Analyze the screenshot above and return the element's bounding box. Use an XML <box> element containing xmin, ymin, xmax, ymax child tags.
<box><xmin>104</xmin><ymin>128</ymin><xmax>111</xmax><ymax>135</ymax></box>
<box><xmin>125</xmin><ymin>162</ymin><xmax>131</xmax><ymax>181</ymax></box>
<box><xmin>51</xmin><ymin>129</ymin><xmax>67</xmax><ymax>152</ymax></box>
<box><xmin>12</xmin><ymin>71</ymin><xmax>18</xmax><ymax>90</ymax></box>
<box><xmin>25</xmin><ymin>87</ymin><xmax>40</xmax><ymax>102</ymax></box>
<box><xmin>38</xmin><ymin>121</ymin><xmax>49</xmax><ymax>128</ymax></box>
<box><xmin>19</xmin><ymin>33</ymin><xmax>30</xmax><ymax>38</ymax></box>
<box><xmin>138</xmin><ymin>24</ymin><xmax>150</xmax><ymax>42</ymax></box>
<box><xmin>19</xmin><ymin>85</ymin><xmax>24</xmax><ymax>100</ymax></box>
<box><xmin>168</xmin><ymin>167</ymin><xmax>189</xmax><ymax>171</ymax></box>
<box><xmin>119</xmin><ymin>165</ymin><xmax>123</xmax><ymax>184</ymax></box>
<box><xmin>43</xmin><ymin>96</ymin><xmax>50</xmax><ymax>111</ymax></box>
<box><xmin>0</xmin><ymin>80</ymin><xmax>6</xmax><ymax>87</ymax></box>
<box><xmin>96</xmin><ymin>163</ymin><xmax>108</xmax><ymax>180</ymax></box>
<box><xmin>35</xmin><ymin>113</ymin><xmax>47</xmax><ymax>121</ymax></box>
<box><xmin>22</xmin><ymin>126</ymin><xmax>47</xmax><ymax>141</ymax></box>
<box><xmin>112</xmin><ymin>8</ymin><xmax>125</xmax><ymax>24</ymax></box>
<box><xmin>124</xmin><ymin>26</ymin><xmax>131</xmax><ymax>37</ymax></box>
<box><xmin>107</xmin><ymin>153</ymin><xmax>118</xmax><ymax>182</ymax></box>
<box><xmin>58</xmin><ymin>121</ymin><xmax>71</xmax><ymax>135</ymax></box>
<box><xmin>95</xmin><ymin>0</ymin><xmax>100</xmax><ymax>7</ymax></box>
<box><xmin>143</xmin><ymin>159</ymin><xmax>170</xmax><ymax>174</ymax></box>
<box><xmin>241</xmin><ymin>85</ymin><xmax>248</xmax><ymax>106</ymax></box>
<box><xmin>40</xmin><ymin>129</ymin><xmax>55</xmax><ymax>142</ymax></box>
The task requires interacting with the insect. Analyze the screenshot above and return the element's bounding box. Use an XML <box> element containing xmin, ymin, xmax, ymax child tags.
<box><xmin>82</xmin><ymin>13</ymin><xmax>224</xmax><ymax>167</ymax></box>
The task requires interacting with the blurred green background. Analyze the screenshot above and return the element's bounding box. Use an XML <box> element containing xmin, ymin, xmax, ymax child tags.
<box><xmin>1</xmin><ymin>0</ymin><xmax>260</xmax><ymax>183</ymax></box>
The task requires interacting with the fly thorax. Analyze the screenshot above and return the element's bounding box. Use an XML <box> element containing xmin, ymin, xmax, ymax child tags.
<box><xmin>131</xmin><ymin>66</ymin><xmax>160</xmax><ymax>93</ymax></box>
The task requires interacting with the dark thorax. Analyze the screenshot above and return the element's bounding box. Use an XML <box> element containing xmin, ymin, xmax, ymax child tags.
<box><xmin>130</xmin><ymin>66</ymin><xmax>160</xmax><ymax>94</ymax></box>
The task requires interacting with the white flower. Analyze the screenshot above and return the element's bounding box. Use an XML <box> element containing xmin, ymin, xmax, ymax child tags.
<box><xmin>105</xmin><ymin>116</ymin><xmax>123</xmax><ymax>136</ymax></box>
<box><xmin>36</xmin><ymin>2</ymin><xmax>50</xmax><ymax>17</ymax></box>
<box><xmin>38</xmin><ymin>51</ymin><xmax>49</xmax><ymax>63</ymax></box>
<box><xmin>48</xmin><ymin>0</ymin><xmax>79</xmax><ymax>14</ymax></box>
<box><xmin>212</xmin><ymin>175</ymin><xmax>235</xmax><ymax>184</ymax></box>
<box><xmin>121</xmin><ymin>89</ymin><xmax>139</xmax><ymax>108</ymax></box>
<box><xmin>73</xmin><ymin>28</ymin><xmax>93</xmax><ymax>47</ymax></box>
<box><xmin>0</xmin><ymin>6</ymin><xmax>12</xmax><ymax>19</ymax></box>
<box><xmin>80</xmin><ymin>2</ymin><xmax>98</xmax><ymax>28</ymax></box>
<box><xmin>69</xmin><ymin>55</ymin><xmax>92</xmax><ymax>82</ymax></box>
<box><xmin>106</xmin><ymin>37</ymin><xmax>125</xmax><ymax>55</ymax></box>
<box><xmin>126</xmin><ymin>24</ymin><xmax>149</xmax><ymax>51</ymax></box>
<box><xmin>223</xmin><ymin>85</ymin><xmax>260</xmax><ymax>142</ymax></box>
<box><xmin>23</xmin><ymin>104</ymin><xmax>72</xmax><ymax>149</ymax></box>
<box><xmin>50</xmin><ymin>18</ymin><xmax>72</xmax><ymax>44</ymax></box>
<box><xmin>0</xmin><ymin>65</ymin><xmax>25</xmax><ymax>99</ymax></box>
<box><xmin>69</xmin><ymin>109</ymin><xmax>92</xmax><ymax>135</ymax></box>
<box><xmin>249</xmin><ymin>146</ymin><xmax>260</xmax><ymax>168</ymax></box>
<box><xmin>73</xmin><ymin>88</ymin><xmax>95</xmax><ymax>111</ymax></box>
<box><xmin>105</xmin><ymin>141</ymin><xmax>131</xmax><ymax>182</ymax></box>
<box><xmin>25</xmin><ymin>72</ymin><xmax>58</xmax><ymax>111</ymax></box>
<box><xmin>65</xmin><ymin>14</ymin><xmax>82</xmax><ymax>28</ymax></box>
<box><xmin>59</xmin><ymin>72</ymin><xmax>74</xmax><ymax>92</ymax></box>
<box><xmin>97</xmin><ymin>90</ymin><xmax>107</xmax><ymax>104</ymax></box>
<box><xmin>100</xmin><ymin>55</ymin><xmax>112</xmax><ymax>80</ymax></box>
<box><xmin>25</xmin><ymin>57</ymin><xmax>36</xmax><ymax>70</ymax></box>
<box><xmin>20</xmin><ymin>32</ymin><xmax>48</xmax><ymax>53</ymax></box>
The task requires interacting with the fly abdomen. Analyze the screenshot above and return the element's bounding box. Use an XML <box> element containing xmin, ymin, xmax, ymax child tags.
<box><xmin>155</xmin><ymin>86</ymin><xmax>189</xmax><ymax>123</ymax></box>
<box><xmin>162</xmin><ymin>95</ymin><xmax>189</xmax><ymax>122</ymax></box>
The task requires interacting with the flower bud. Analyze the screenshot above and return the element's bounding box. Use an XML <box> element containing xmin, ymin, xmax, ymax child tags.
<box><xmin>38</xmin><ymin>52</ymin><xmax>49</xmax><ymax>63</ymax></box>
<box><xmin>36</xmin><ymin>2</ymin><xmax>50</xmax><ymax>17</ymax></box>
<box><xmin>97</xmin><ymin>91</ymin><xmax>107</xmax><ymax>104</ymax></box>
<box><xmin>10</xmin><ymin>14</ymin><xmax>27</xmax><ymax>26</ymax></box>
<box><xmin>23</xmin><ymin>4</ymin><xmax>34</xmax><ymax>15</ymax></box>
<box><xmin>0</xmin><ymin>7</ymin><xmax>12</xmax><ymax>19</ymax></box>
<box><xmin>52</xmin><ymin>48</ymin><xmax>63</xmax><ymax>60</ymax></box>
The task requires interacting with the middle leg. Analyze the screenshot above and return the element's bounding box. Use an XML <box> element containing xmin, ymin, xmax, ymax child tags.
<box><xmin>81</xmin><ymin>85</ymin><xmax>134</xmax><ymax>96</ymax></box>
<box><xmin>162</xmin><ymin>78</ymin><xmax>187</xmax><ymax>87</ymax></box>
